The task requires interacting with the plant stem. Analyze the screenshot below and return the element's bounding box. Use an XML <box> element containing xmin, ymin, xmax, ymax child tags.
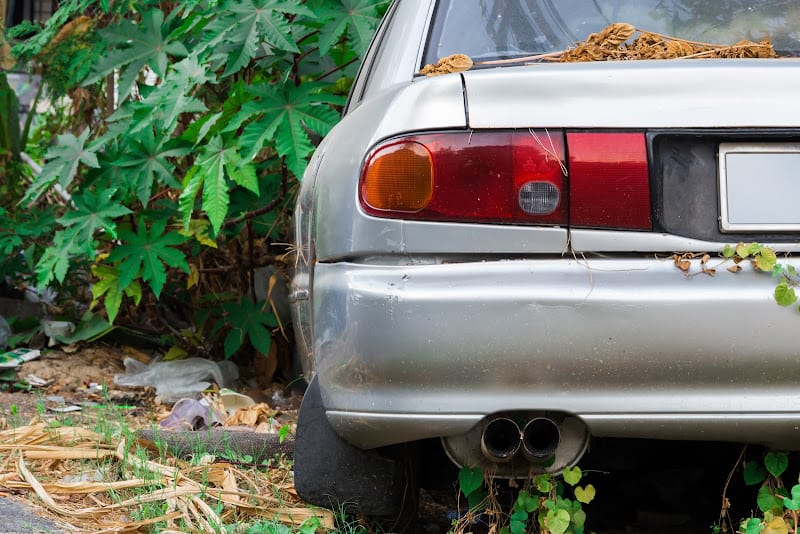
<box><xmin>315</xmin><ymin>57</ymin><xmax>359</xmax><ymax>81</ymax></box>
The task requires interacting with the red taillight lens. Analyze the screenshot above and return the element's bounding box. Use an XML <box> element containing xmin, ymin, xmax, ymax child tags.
<box><xmin>360</xmin><ymin>130</ymin><xmax>652</xmax><ymax>231</ymax></box>
<box><xmin>567</xmin><ymin>132</ymin><xmax>652</xmax><ymax>230</ymax></box>
<box><xmin>360</xmin><ymin>131</ymin><xmax>567</xmax><ymax>225</ymax></box>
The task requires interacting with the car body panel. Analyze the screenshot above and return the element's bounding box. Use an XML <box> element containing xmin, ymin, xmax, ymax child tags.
<box><xmin>312</xmin><ymin>257</ymin><xmax>800</xmax><ymax>448</ymax></box>
<box><xmin>463</xmin><ymin>60</ymin><xmax>800</xmax><ymax>129</ymax></box>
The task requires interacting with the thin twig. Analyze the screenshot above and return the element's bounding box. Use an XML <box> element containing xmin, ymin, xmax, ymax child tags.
<box><xmin>719</xmin><ymin>445</ymin><xmax>747</xmax><ymax>533</ymax></box>
<box><xmin>315</xmin><ymin>57</ymin><xmax>359</xmax><ymax>81</ymax></box>
<box><xmin>475</xmin><ymin>50</ymin><xmax>564</xmax><ymax>66</ymax></box>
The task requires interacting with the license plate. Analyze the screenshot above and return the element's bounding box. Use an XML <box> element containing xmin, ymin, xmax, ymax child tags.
<box><xmin>719</xmin><ymin>143</ymin><xmax>800</xmax><ymax>232</ymax></box>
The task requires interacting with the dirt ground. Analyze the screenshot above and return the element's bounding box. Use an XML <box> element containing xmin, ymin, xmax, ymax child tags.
<box><xmin>0</xmin><ymin>344</ymin><xmax>318</xmax><ymax>533</ymax></box>
<box><xmin>0</xmin><ymin>344</ymin><xmax>303</xmax><ymax>425</ymax></box>
<box><xmin>2</xmin><ymin>345</ymin><xmax>136</xmax><ymax>423</ymax></box>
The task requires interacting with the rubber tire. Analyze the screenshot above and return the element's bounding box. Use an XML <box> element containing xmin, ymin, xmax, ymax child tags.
<box><xmin>294</xmin><ymin>376</ymin><xmax>419</xmax><ymax>530</ymax></box>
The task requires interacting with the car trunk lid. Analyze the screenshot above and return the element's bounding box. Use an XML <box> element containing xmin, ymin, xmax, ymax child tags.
<box><xmin>461</xmin><ymin>60</ymin><xmax>800</xmax><ymax>129</ymax></box>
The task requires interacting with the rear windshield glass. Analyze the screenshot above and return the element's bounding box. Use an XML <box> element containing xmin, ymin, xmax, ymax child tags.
<box><xmin>425</xmin><ymin>0</ymin><xmax>800</xmax><ymax>63</ymax></box>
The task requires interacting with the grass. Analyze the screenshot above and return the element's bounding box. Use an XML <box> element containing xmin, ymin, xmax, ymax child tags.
<box><xmin>0</xmin><ymin>399</ymin><xmax>335</xmax><ymax>533</ymax></box>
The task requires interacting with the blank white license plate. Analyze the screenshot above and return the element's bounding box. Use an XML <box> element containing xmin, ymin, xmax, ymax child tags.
<box><xmin>719</xmin><ymin>143</ymin><xmax>800</xmax><ymax>232</ymax></box>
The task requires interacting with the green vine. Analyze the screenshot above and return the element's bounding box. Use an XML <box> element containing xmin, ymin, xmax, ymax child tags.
<box><xmin>455</xmin><ymin>466</ymin><xmax>595</xmax><ymax>534</ymax></box>
<box><xmin>726</xmin><ymin>451</ymin><xmax>800</xmax><ymax>534</ymax></box>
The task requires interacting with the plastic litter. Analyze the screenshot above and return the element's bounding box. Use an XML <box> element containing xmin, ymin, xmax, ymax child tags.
<box><xmin>0</xmin><ymin>347</ymin><xmax>41</xmax><ymax>369</ymax></box>
<box><xmin>25</xmin><ymin>374</ymin><xmax>50</xmax><ymax>387</ymax></box>
<box><xmin>41</xmin><ymin>319</ymin><xmax>75</xmax><ymax>347</ymax></box>
<box><xmin>219</xmin><ymin>388</ymin><xmax>255</xmax><ymax>415</ymax></box>
<box><xmin>159</xmin><ymin>397</ymin><xmax>227</xmax><ymax>430</ymax></box>
<box><xmin>114</xmin><ymin>357</ymin><xmax>239</xmax><ymax>402</ymax></box>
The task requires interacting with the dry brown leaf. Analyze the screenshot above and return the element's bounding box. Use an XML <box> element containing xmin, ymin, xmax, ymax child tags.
<box><xmin>224</xmin><ymin>403</ymin><xmax>273</xmax><ymax>427</ymax></box>
<box><xmin>23</xmin><ymin>447</ymin><xmax>116</xmax><ymax>460</ymax></box>
<box><xmin>728</xmin><ymin>264</ymin><xmax>743</xmax><ymax>273</ymax></box>
<box><xmin>420</xmin><ymin>53</ymin><xmax>474</xmax><ymax>76</ymax></box>
<box><xmin>672</xmin><ymin>254</ymin><xmax>692</xmax><ymax>272</ymax></box>
<box><xmin>665</xmin><ymin>40</ymin><xmax>695</xmax><ymax>58</ymax></box>
<box><xmin>586</xmin><ymin>22</ymin><xmax>636</xmax><ymax>47</ymax></box>
<box><xmin>560</xmin><ymin>23</ymin><xmax>778</xmax><ymax>63</ymax></box>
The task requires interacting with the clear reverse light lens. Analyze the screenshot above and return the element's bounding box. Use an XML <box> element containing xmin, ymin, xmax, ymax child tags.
<box><xmin>518</xmin><ymin>181</ymin><xmax>560</xmax><ymax>215</ymax></box>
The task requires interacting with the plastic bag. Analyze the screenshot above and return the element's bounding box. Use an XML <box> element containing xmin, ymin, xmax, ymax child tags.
<box><xmin>114</xmin><ymin>357</ymin><xmax>238</xmax><ymax>402</ymax></box>
<box><xmin>159</xmin><ymin>397</ymin><xmax>227</xmax><ymax>430</ymax></box>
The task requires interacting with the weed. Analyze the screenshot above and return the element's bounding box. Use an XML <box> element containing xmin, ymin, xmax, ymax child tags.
<box><xmin>454</xmin><ymin>466</ymin><xmax>595</xmax><ymax>534</ymax></box>
<box><xmin>720</xmin><ymin>449</ymin><xmax>800</xmax><ymax>534</ymax></box>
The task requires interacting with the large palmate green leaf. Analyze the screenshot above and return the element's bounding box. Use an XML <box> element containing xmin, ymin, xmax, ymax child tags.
<box><xmin>36</xmin><ymin>230</ymin><xmax>83</xmax><ymax>286</ymax></box>
<box><xmin>311</xmin><ymin>0</ymin><xmax>386</xmax><ymax>56</ymax></box>
<box><xmin>218</xmin><ymin>299</ymin><xmax>279</xmax><ymax>357</ymax></box>
<box><xmin>23</xmin><ymin>129</ymin><xmax>99</xmax><ymax>204</ymax></box>
<box><xmin>91</xmin><ymin>263</ymin><xmax>142</xmax><ymax>324</ymax></box>
<box><xmin>200</xmin><ymin>0</ymin><xmax>312</xmax><ymax>76</ymax></box>
<box><xmin>232</xmin><ymin>81</ymin><xmax>344</xmax><ymax>177</ymax></box>
<box><xmin>57</xmin><ymin>188</ymin><xmax>132</xmax><ymax>253</ymax></box>
<box><xmin>107</xmin><ymin>218</ymin><xmax>189</xmax><ymax>297</ymax></box>
<box><xmin>84</xmin><ymin>9</ymin><xmax>188</xmax><ymax>99</ymax></box>
<box><xmin>113</xmin><ymin>128</ymin><xmax>189</xmax><ymax>206</ymax></box>
<box><xmin>178</xmin><ymin>136</ymin><xmax>259</xmax><ymax>234</ymax></box>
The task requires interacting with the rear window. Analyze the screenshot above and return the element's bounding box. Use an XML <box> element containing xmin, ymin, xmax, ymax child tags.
<box><xmin>425</xmin><ymin>0</ymin><xmax>800</xmax><ymax>64</ymax></box>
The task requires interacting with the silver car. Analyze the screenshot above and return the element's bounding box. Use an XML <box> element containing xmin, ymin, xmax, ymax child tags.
<box><xmin>292</xmin><ymin>0</ymin><xmax>800</xmax><ymax>524</ymax></box>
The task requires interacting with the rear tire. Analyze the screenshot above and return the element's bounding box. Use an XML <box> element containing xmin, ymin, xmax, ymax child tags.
<box><xmin>294</xmin><ymin>376</ymin><xmax>419</xmax><ymax>531</ymax></box>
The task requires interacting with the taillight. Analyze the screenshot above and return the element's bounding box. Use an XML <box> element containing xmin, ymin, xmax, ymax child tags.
<box><xmin>360</xmin><ymin>131</ymin><xmax>567</xmax><ymax>225</ymax></box>
<box><xmin>567</xmin><ymin>132</ymin><xmax>652</xmax><ymax>230</ymax></box>
<box><xmin>362</xmin><ymin>140</ymin><xmax>433</xmax><ymax>211</ymax></box>
<box><xmin>359</xmin><ymin>130</ymin><xmax>652</xmax><ymax>231</ymax></box>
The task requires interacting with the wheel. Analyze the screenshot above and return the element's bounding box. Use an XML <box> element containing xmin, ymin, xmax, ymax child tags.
<box><xmin>294</xmin><ymin>376</ymin><xmax>419</xmax><ymax>531</ymax></box>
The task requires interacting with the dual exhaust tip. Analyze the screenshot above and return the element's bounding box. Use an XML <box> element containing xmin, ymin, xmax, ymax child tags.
<box><xmin>480</xmin><ymin>417</ymin><xmax>560</xmax><ymax>463</ymax></box>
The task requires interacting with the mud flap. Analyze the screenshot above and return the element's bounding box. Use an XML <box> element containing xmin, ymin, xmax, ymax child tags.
<box><xmin>294</xmin><ymin>376</ymin><xmax>414</xmax><ymax>517</ymax></box>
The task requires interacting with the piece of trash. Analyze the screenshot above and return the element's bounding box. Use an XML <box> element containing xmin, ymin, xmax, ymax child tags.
<box><xmin>45</xmin><ymin>395</ymin><xmax>65</xmax><ymax>404</ymax></box>
<box><xmin>159</xmin><ymin>397</ymin><xmax>227</xmax><ymax>430</ymax></box>
<box><xmin>48</xmin><ymin>405</ymin><xmax>82</xmax><ymax>413</ymax></box>
<box><xmin>25</xmin><ymin>374</ymin><xmax>53</xmax><ymax>388</ymax></box>
<box><xmin>60</xmin><ymin>468</ymin><xmax>107</xmax><ymax>483</ymax></box>
<box><xmin>220</xmin><ymin>389</ymin><xmax>255</xmax><ymax>415</ymax></box>
<box><xmin>26</xmin><ymin>374</ymin><xmax>50</xmax><ymax>387</ymax></box>
<box><xmin>0</xmin><ymin>348</ymin><xmax>41</xmax><ymax>369</ymax></box>
<box><xmin>75</xmin><ymin>401</ymin><xmax>102</xmax><ymax>408</ymax></box>
<box><xmin>114</xmin><ymin>357</ymin><xmax>239</xmax><ymax>402</ymax></box>
<box><xmin>41</xmin><ymin>320</ymin><xmax>75</xmax><ymax>347</ymax></box>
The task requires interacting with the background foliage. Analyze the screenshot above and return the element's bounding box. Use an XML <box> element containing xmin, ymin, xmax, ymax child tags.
<box><xmin>2</xmin><ymin>0</ymin><xmax>388</xmax><ymax>371</ymax></box>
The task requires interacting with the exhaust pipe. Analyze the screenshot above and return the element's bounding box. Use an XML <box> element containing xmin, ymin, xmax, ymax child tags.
<box><xmin>522</xmin><ymin>418</ymin><xmax>561</xmax><ymax>461</ymax></box>
<box><xmin>480</xmin><ymin>417</ymin><xmax>521</xmax><ymax>463</ymax></box>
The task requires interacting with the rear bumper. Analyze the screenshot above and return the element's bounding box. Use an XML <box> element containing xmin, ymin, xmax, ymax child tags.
<box><xmin>312</xmin><ymin>257</ymin><xmax>800</xmax><ymax>449</ymax></box>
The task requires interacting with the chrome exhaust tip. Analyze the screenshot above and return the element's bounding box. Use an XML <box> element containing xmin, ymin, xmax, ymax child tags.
<box><xmin>480</xmin><ymin>417</ymin><xmax>522</xmax><ymax>463</ymax></box>
<box><xmin>522</xmin><ymin>417</ymin><xmax>561</xmax><ymax>461</ymax></box>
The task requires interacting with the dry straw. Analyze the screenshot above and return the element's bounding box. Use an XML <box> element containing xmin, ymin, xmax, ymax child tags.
<box><xmin>0</xmin><ymin>421</ymin><xmax>333</xmax><ymax>532</ymax></box>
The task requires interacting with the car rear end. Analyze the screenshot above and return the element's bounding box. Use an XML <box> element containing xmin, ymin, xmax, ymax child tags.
<box><xmin>293</xmin><ymin>0</ymin><xmax>800</xmax><ymax>508</ymax></box>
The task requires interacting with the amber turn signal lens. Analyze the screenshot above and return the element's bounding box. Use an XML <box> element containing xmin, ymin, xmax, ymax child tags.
<box><xmin>361</xmin><ymin>141</ymin><xmax>433</xmax><ymax>212</ymax></box>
